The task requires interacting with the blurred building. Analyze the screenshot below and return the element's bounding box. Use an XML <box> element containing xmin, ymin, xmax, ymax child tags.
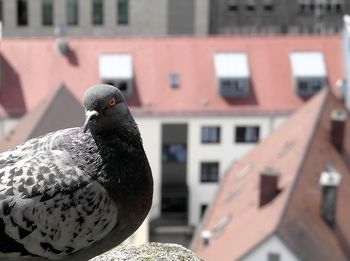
<box><xmin>192</xmin><ymin>89</ymin><xmax>350</xmax><ymax>261</ymax></box>
<box><xmin>210</xmin><ymin>0</ymin><xmax>348</xmax><ymax>35</ymax></box>
<box><xmin>0</xmin><ymin>0</ymin><xmax>209</xmax><ymax>37</ymax></box>
<box><xmin>0</xmin><ymin>0</ymin><xmax>347</xmax><ymax>37</ymax></box>
<box><xmin>0</xmin><ymin>36</ymin><xmax>343</xmax><ymax>246</ymax></box>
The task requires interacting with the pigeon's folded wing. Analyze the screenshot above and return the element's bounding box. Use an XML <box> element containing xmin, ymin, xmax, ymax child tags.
<box><xmin>0</xmin><ymin>145</ymin><xmax>117</xmax><ymax>260</ymax></box>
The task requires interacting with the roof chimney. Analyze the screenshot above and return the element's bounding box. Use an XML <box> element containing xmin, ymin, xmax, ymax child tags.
<box><xmin>330</xmin><ymin>109</ymin><xmax>347</xmax><ymax>152</ymax></box>
<box><xmin>259</xmin><ymin>167</ymin><xmax>280</xmax><ymax>207</ymax></box>
<box><xmin>319</xmin><ymin>165</ymin><xmax>341</xmax><ymax>228</ymax></box>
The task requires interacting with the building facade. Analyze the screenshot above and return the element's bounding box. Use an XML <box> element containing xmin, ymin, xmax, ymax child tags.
<box><xmin>210</xmin><ymin>0</ymin><xmax>349</xmax><ymax>35</ymax></box>
<box><xmin>0</xmin><ymin>0</ymin><xmax>209</xmax><ymax>37</ymax></box>
<box><xmin>192</xmin><ymin>89</ymin><xmax>350</xmax><ymax>261</ymax></box>
<box><xmin>0</xmin><ymin>0</ymin><xmax>347</xmax><ymax>37</ymax></box>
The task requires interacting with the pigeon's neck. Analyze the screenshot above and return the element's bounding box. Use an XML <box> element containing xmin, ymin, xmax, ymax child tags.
<box><xmin>91</xmin><ymin>124</ymin><xmax>145</xmax><ymax>182</ymax></box>
<box><xmin>93</xmin><ymin>125</ymin><xmax>142</xmax><ymax>154</ymax></box>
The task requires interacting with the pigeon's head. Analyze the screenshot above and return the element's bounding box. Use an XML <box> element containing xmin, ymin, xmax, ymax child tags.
<box><xmin>82</xmin><ymin>84</ymin><xmax>133</xmax><ymax>136</ymax></box>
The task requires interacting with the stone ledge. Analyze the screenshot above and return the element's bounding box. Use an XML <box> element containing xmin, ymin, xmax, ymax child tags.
<box><xmin>89</xmin><ymin>242</ymin><xmax>201</xmax><ymax>261</ymax></box>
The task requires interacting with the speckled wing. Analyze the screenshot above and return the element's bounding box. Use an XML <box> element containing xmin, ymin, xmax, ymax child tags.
<box><xmin>0</xmin><ymin>128</ymin><xmax>118</xmax><ymax>260</ymax></box>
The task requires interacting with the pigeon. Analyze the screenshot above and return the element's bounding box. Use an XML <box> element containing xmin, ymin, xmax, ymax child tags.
<box><xmin>0</xmin><ymin>84</ymin><xmax>153</xmax><ymax>260</ymax></box>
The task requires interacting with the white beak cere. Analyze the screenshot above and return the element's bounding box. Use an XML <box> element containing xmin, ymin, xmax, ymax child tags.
<box><xmin>83</xmin><ymin>110</ymin><xmax>99</xmax><ymax>133</ymax></box>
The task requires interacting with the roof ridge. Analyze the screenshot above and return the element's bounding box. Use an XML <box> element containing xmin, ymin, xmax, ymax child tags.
<box><xmin>275</xmin><ymin>88</ymin><xmax>330</xmax><ymax>232</ymax></box>
<box><xmin>29</xmin><ymin>84</ymin><xmax>71</xmax><ymax>138</ymax></box>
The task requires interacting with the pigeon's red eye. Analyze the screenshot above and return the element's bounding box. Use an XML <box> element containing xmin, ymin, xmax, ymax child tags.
<box><xmin>108</xmin><ymin>98</ymin><xmax>116</xmax><ymax>107</ymax></box>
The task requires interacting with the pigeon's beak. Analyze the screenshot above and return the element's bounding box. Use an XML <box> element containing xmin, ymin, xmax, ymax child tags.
<box><xmin>83</xmin><ymin>110</ymin><xmax>99</xmax><ymax>133</ymax></box>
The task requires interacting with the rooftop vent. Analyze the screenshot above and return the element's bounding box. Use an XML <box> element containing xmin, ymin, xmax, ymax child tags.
<box><xmin>55</xmin><ymin>25</ymin><xmax>69</xmax><ymax>55</ymax></box>
<box><xmin>319</xmin><ymin>164</ymin><xmax>341</xmax><ymax>228</ymax></box>
<box><xmin>56</xmin><ymin>38</ymin><xmax>69</xmax><ymax>55</ymax></box>
<box><xmin>259</xmin><ymin>167</ymin><xmax>280</xmax><ymax>207</ymax></box>
<box><xmin>200</xmin><ymin>230</ymin><xmax>212</xmax><ymax>246</ymax></box>
<box><xmin>330</xmin><ymin>109</ymin><xmax>347</xmax><ymax>152</ymax></box>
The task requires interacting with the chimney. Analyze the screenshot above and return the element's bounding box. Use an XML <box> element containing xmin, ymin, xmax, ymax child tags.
<box><xmin>259</xmin><ymin>167</ymin><xmax>280</xmax><ymax>207</ymax></box>
<box><xmin>319</xmin><ymin>165</ymin><xmax>341</xmax><ymax>228</ymax></box>
<box><xmin>331</xmin><ymin>109</ymin><xmax>347</xmax><ymax>152</ymax></box>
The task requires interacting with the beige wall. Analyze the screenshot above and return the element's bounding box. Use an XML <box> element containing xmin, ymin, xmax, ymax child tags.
<box><xmin>135</xmin><ymin>113</ymin><xmax>289</xmax><ymax>227</ymax></box>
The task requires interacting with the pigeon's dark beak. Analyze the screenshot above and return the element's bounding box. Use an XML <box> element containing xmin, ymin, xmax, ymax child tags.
<box><xmin>83</xmin><ymin>110</ymin><xmax>99</xmax><ymax>133</ymax></box>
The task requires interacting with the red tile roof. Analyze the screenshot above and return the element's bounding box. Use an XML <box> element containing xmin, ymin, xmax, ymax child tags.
<box><xmin>0</xmin><ymin>35</ymin><xmax>343</xmax><ymax>117</ymax></box>
<box><xmin>0</xmin><ymin>84</ymin><xmax>84</xmax><ymax>152</ymax></box>
<box><xmin>192</xmin><ymin>89</ymin><xmax>350</xmax><ymax>260</ymax></box>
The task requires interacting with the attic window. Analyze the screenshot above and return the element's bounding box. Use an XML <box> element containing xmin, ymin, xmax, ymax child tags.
<box><xmin>214</xmin><ymin>52</ymin><xmax>250</xmax><ymax>98</ymax></box>
<box><xmin>99</xmin><ymin>54</ymin><xmax>133</xmax><ymax>98</ymax></box>
<box><xmin>169</xmin><ymin>73</ymin><xmax>179</xmax><ymax>88</ymax></box>
<box><xmin>290</xmin><ymin>52</ymin><xmax>327</xmax><ymax>97</ymax></box>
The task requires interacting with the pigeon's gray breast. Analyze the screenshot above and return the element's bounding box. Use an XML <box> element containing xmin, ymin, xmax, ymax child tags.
<box><xmin>0</xmin><ymin>128</ymin><xmax>118</xmax><ymax>260</ymax></box>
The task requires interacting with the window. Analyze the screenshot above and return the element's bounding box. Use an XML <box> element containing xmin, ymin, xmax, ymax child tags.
<box><xmin>264</xmin><ymin>4</ymin><xmax>273</xmax><ymax>11</ymax></box>
<box><xmin>246</xmin><ymin>0</ymin><xmax>256</xmax><ymax>11</ymax></box>
<box><xmin>99</xmin><ymin>54</ymin><xmax>133</xmax><ymax>98</ymax></box>
<box><xmin>169</xmin><ymin>73</ymin><xmax>179</xmax><ymax>88</ymax></box>
<box><xmin>200</xmin><ymin>204</ymin><xmax>208</xmax><ymax>219</ymax></box>
<box><xmin>17</xmin><ymin>0</ymin><xmax>28</xmax><ymax>26</ymax></box>
<box><xmin>102</xmin><ymin>79</ymin><xmax>130</xmax><ymax>92</ymax></box>
<box><xmin>42</xmin><ymin>0</ymin><xmax>53</xmax><ymax>26</ymax></box>
<box><xmin>117</xmin><ymin>0</ymin><xmax>129</xmax><ymax>25</ymax></box>
<box><xmin>310</xmin><ymin>3</ymin><xmax>315</xmax><ymax>11</ymax></box>
<box><xmin>296</xmin><ymin>78</ymin><xmax>323</xmax><ymax>96</ymax></box>
<box><xmin>335</xmin><ymin>3</ymin><xmax>342</xmax><ymax>13</ymax></box>
<box><xmin>162</xmin><ymin>144</ymin><xmax>187</xmax><ymax>163</ymax></box>
<box><xmin>235</xmin><ymin>126</ymin><xmax>260</xmax><ymax>143</ymax></box>
<box><xmin>263</xmin><ymin>0</ymin><xmax>274</xmax><ymax>12</ymax></box>
<box><xmin>67</xmin><ymin>0</ymin><xmax>78</xmax><ymax>25</ymax></box>
<box><xmin>220</xmin><ymin>79</ymin><xmax>249</xmax><ymax>97</ymax></box>
<box><xmin>214</xmin><ymin>53</ymin><xmax>250</xmax><ymax>98</ymax></box>
<box><xmin>92</xmin><ymin>0</ymin><xmax>103</xmax><ymax>25</ymax></box>
<box><xmin>227</xmin><ymin>0</ymin><xmax>238</xmax><ymax>11</ymax></box>
<box><xmin>268</xmin><ymin>253</ymin><xmax>280</xmax><ymax>261</ymax></box>
<box><xmin>201</xmin><ymin>126</ymin><xmax>220</xmax><ymax>144</ymax></box>
<box><xmin>290</xmin><ymin>52</ymin><xmax>327</xmax><ymax>97</ymax></box>
<box><xmin>201</xmin><ymin>162</ymin><xmax>219</xmax><ymax>182</ymax></box>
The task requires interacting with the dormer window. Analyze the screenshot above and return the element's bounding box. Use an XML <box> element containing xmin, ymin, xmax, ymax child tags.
<box><xmin>214</xmin><ymin>52</ymin><xmax>250</xmax><ymax>98</ymax></box>
<box><xmin>99</xmin><ymin>54</ymin><xmax>133</xmax><ymax>98</ymax></box>
<box><xmin>289</xmin><ymin>52</ymin><xmax>327</xmax><ymax>97</ymax></box>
